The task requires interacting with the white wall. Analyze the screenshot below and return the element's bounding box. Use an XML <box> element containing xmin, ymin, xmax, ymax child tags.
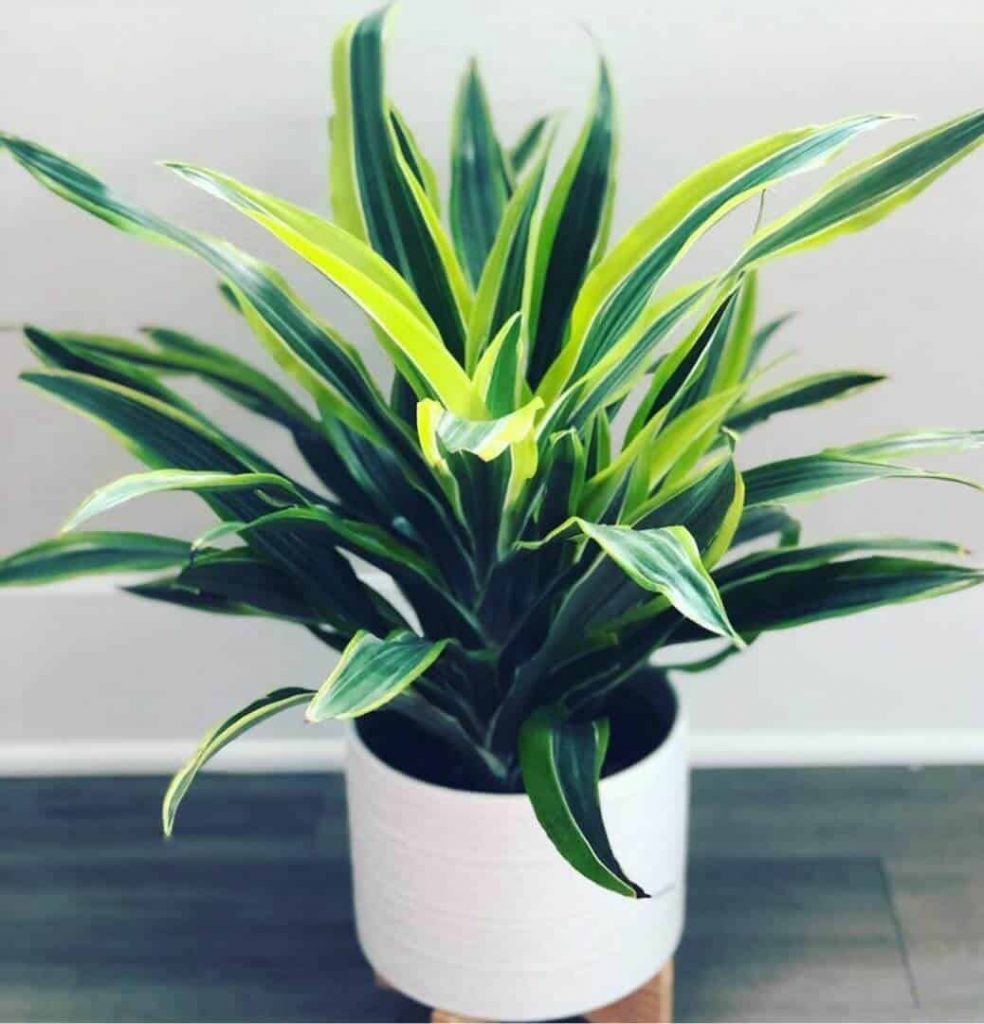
<box><xmin>2</xmin><ymin>0</ymin><xmax>984</xmax><ymax>771</ymax></box>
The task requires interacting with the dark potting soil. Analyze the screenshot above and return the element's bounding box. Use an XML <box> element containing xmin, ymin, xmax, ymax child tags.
<box><xmin>356</xmin><ymin>668</ymin><xmax>677</xmax><ymax>793</ymax></box>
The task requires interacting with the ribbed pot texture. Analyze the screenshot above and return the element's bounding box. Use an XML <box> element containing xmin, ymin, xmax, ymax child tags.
<box><xmin>344</xmin><ymin>696</ymin><xmax>689</xmax><ymax>1022</ymax></box>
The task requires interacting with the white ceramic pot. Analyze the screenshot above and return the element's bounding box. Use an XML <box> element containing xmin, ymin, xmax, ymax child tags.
<box><xmin>345</xmin><ymin>696</ymin><xmax>688</xmax><ymax>1022</ymax></box>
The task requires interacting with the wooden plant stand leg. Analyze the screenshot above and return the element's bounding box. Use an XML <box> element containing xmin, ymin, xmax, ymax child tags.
<box><xmin>585</xmin><ymin>960</ymin><xmax>674</xmax><ymax>1023</ymax></box>
<box><xmin>429</xmin><ymin>959</ymin><xmax>673</xmax><ymax>1023</ymax></box>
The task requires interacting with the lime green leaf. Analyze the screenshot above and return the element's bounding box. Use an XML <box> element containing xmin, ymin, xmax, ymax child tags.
<box><xmin>190</xmin><ymin>521</ymin><xmax>247</xmax><ymax>554</ymax></box>
<box><xmin>472</xmin><ymin>313</ymin><xmax>525</xmax><ymax>416</ymax></box>
<box><xmin>0</xmin><ymin>532</ymin><xmax>190</xmax><ymax>587</ymax></box>
<box><xmin>165</xmin><ymin>162</ymin><xmax>483</xmax><ymax>417</ymax></box>
<box><xmin>576</xmin><ymin>520</ymin><xmax>742</xmax><ymax>644</ymax></box>
<box><xmin>585</xmin><ymin>409</ymin><xmax>613</xmax><ymax>477</ymax></box>
<box><xmin>566</xmin><ymin>114</ymin><xmax>890</xmax><ymax>380</ymax></box>
<box><xmin>418</xmin><ymin>396</ymin><xmax>544</xmax><ymax>464</ymax></box>
<box><xmin>661</xmin><ymin>290</ymin><xmax>742</xmax><ymax>416</ymax></box>
<box><xmin>732</xmin><ymin>109</ymin><xmax>984</xmax><ymax>274</ymax></box>
<box><xmin>331</xmin><ymin>8</ymin><xmax>471</xmax><ymax>362</ymax></box>
<box><xmin>62</xmin><ymin>469</ymin><xmax>305</xmax><ymax>533</ymax></box>
<box><xmin>306</xmin><ymin>629</ymin><xmax>449</xmax><ymax>720</ymax></box>
<box><xmin>546</xmin><ymin>280</ymin><xmax>711</xmax><ymax>429</ymax></box>
<box><xmin>729</xmin><ymin>370</ymin><xmax>886</xmax><ymax>431</ymax></box>
<box><xmin>450</xmin><ymin>59</ymin><xmax>513</xmax><ymax>287</ymax></box>
<box><xmin>636</xmin><ymin>451</ymin><xmax>741</xmax><ymax>550</ymax></box>
<box><xmin>505</xmin><ymin>428</ymin><xmax>541</xmax><ymax>510</ymax></box>
<box><xmin>709</xmin><ymin>271</ymin><xmax>758</xmax><ymax>392</ymax></box>
<box><xmin>635</xmin><ymin>389</ymin><xmax>742</xmax><ymax>507</ymax></box>
<box><xmin>579</xmin><ymin>405</ymin><xmax>670</xmax><ymax>520</ymax></box>
<box><xmin>163</xmin><ymin>687</ymin><xmax>313</xmax><ymax>836</ymax></box>
<box><xmin>702</xmin><ymin>467</ymin><xmax>745</xmax><ymax>568</ymax></box>
<box><xmin>519</xmin><ymin>709</ymin><xmax>647</xmax><ymax>899</ymax></box>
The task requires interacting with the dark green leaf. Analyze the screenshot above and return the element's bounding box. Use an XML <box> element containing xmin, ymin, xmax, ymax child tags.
<box><xmin>450</xmin><ymin>60</ymin><xmax>513</xmax><ymax>287</ymax></box>
<box><xmin>525</xmin><ymin>60</ymin><xmax>616</xmax><ymax>388</ymax></box>
<box><xmin>306</xmin><ymin>629</ymin><xmax>449</xmax><ymax>720</ymax></box>
<box><xmin>519</xmin><ymin>709</ymin><xmax>647</xmax><ymax>898</ymax></box>
<box><xmin>0</xmin><ymin>532</ymin><xmax>190</xmax><ymax>586</ymax></box>
<box><xmin>509</xmin><ymin>116</ymin><xmax>549</xmax><ymax>175</ymax></box>
<box><xmin>728</xmin><ymin>370</ymin><xmax>885</xmax><ymax>431</ymax></box>
<box><xmin>732</xmin><ymin>504</ymin><xmax>801</xmax><ymax>548</ymax></box>
<box><xmin>163</xmin><ymin>687</ymin><xmax>314</xmax><ymax>836</ymax></box>
<box><xmin>709</xmin><ymin>555</ymin><xmax>984</xmax><ymax>636</ymax></box>
<box><xmin>20</xmin><ymin>371</ymin><xmax>389</xmax><ymax>629</ymax></box>
<box><xmin>745</xmin><ymin>452</ymin><xmax>982</xmax><ymax>506</ymax></box>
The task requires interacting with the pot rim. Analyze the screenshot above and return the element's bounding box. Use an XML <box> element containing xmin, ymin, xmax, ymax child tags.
<box><xmin>348</xmin><ymin>679</ymin><xmax>685</xmax><ymax>805</ymax></box>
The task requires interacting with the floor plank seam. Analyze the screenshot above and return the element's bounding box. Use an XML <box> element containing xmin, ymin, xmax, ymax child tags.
<box><xmin>878</xmin><ymin>856</ymin><xmax>922</xmax><ymax>1012</ymax></box>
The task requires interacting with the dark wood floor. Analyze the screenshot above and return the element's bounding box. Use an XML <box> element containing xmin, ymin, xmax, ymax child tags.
<box><xmin>2</xmin><ymin>767</ymin><xmax>982</xmax><ymax>1023</ymax></box>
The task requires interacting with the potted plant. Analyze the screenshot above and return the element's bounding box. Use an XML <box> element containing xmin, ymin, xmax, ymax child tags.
<box><xmin>3</xmin><ymin>7</ymin><xmax>983</xmax><ymax>1022</ymax></box>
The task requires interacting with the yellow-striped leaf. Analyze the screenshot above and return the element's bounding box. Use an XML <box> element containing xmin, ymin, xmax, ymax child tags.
<box><xmin>62</xmin><ymin>469</ymin><xmax>304</xmax><ymax>533</ymax></box>
<box><xmin>732</xmin><ymin>110</ymin><xmax>984</xmax><ymax>274</ymax></box>
<box><xmin>561</xmin><ymin>114</ymin><xmax>890</xmax><ymax>386</ymax></box>
<box><xmin>306</xmin><ymin>629</ymin><xmax>449</xmax><ymax>720</ymax></box>
<box><xmin>519</xmin><ymin>709</ymin><xmax>647</xmax><ymax>899</ymax></box>
<box><xmin>163</xmin><ymin>687</ymin><xmax>314</xmax><ymax>836</ymax></box>
<box><xmin>450</xmin><ymin>60</ymin><xmax>513</xmax><ymax>287</ymax></box>
<box><xmin>166</xmin><ymin>163</ymin><xmax>483</xmax><ymax>417</ymax></box>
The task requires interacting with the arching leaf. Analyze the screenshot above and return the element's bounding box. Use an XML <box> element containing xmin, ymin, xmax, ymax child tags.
<box><xmin>306</xmin><ymin>629</ymin><xmax>449</xmax><ymax>720</ymax></box>
<box><xmin>0</xmin><ymin>532</ymin><xmax>190</xmax><ymax>586</ymax></box>
<box><xmin>519</xmin><ymin>709</ymin><xmax>647</xmax><ymax>899</ymax></box>
<box><xmin>163</xmin><ymin>687</ymin><xmax>314</xmax><ymax>836</ymax></box>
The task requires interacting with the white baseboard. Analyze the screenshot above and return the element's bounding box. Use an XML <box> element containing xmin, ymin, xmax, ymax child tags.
<box><xmin>688</xmin><ymin>730</ymin><xmax>984</xmax><ymax>767</ymax></box>
<box><xmin>0</xmin><ymin>738</ymin><xmax>348</xmax><ymax>777</ymax></box>
<box><xmin>3</xmin><ymin>730</ymin><xmax>984</xmax><ymax>777</ymax></box>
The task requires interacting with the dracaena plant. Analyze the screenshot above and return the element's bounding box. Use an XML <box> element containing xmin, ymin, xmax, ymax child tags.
<box><xmin>3</xmin><ymin>8</ymin><xmax>984</xmax><ymax>898</ymax></box>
